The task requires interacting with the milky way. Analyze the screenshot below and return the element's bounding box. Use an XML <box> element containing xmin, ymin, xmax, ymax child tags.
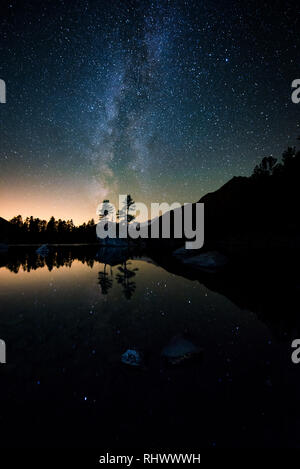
<box><xmin>0</xmin><ymin>0</ymin><xmax>299</xmax><ymax>222</ymax></box>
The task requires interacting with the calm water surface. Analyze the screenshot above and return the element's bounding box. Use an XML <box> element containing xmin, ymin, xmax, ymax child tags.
<box><xmin>0</xmin><ymin>251</ymin><xmax>299</xmax><ymax>447</ymax></box>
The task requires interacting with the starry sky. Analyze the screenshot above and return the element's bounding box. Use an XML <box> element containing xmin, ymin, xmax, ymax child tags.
<box><xmin>0</xmin><ymin>0</ymin><xmax>299</xmax><ymax>224</ymax></box>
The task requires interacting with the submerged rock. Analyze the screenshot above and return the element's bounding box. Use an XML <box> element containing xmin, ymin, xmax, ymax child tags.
<box><xmin>36</xmin><ymin>244</ymin><xmax>50</xmax><ymax>256</ymax></box>
<box><xmin>96</xmin><ymin>247</ymin><xmax>128</xmax><ymax>266</ymax></box>
<box><xmin>173</xmin><ymin>249</ymin><xmax>227</xmax><ymax>272</ymax></box>
<box><xmin>182</xmin><ymin>251</ymin><xmax>227</xmax><ymax>272</ymax></box>
<box><xmin>161</xmin><ymin>335</ymin><xmax>202</xmax><ymax>365</ymax></box>
<box><xmin>172</xmin><ymin>246</ymin><xmax>196</xmax><ymax>260</ymax></box>
<box><xmin>121</xmin><ymin>349</ymin><xmax>143</xmax><ymax>367</ymax></box>
<box><xmin>100</xmin><ymin>237</ymin><xmax>128</xmax><ymax>247</ymax></box>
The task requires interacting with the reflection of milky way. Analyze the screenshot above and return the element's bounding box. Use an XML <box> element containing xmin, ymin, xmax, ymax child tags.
<box><xmin>0</xmin><ymin>0</ymin><xmax>299</xmax><ymax>222</ymax></box>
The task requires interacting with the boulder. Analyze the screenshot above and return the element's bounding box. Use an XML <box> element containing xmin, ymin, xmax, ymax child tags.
<box><xmin>100</xmin><ymin>237</ymin><xmax>128</xmax><ymax>247</ymax></box>
<box><xmin>172</xmin><ymin>246</ymin><xmax>196</xmax><ymax>260</ymax></box>
<box><xmin>36</xmin><ymin>244</ymin><xmax>50</xmax><ymax>256</ymax></box>
<box><xmin>96</xmin><ymin>247</ymin><xmax>128</xmax><ymax>266</ymax></box>
<box><xmin>182</xmin><ymin>251</ymin><xmax>227</xmax><ymax>272</ymax></box>
<box><xmin>161</xmin><ymin>335</ymin><xmax>202</xmax><ymax>365</ymax></box>
<box><xmin>0</xmin><ymin>243</ymin><xmax>8</xmax><ymax>253</ymax></box>
<box><xmin>173</xmin><ymin>249</ymin><xmax>227</xmax><ymax>272</ymax></box>
<box><xmin>121</xmin><ymin>349</ymin><xmax>143</xmax><ymax>367</ymax></box>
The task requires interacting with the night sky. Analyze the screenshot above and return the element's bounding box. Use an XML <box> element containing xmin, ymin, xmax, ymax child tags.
<box><xmin>0</xmin><ymin>0</ymin><xmax>299</xmax><ymax>223</ymax></box>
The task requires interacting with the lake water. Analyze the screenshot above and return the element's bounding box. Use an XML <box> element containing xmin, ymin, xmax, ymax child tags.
<box><xmin>0</xmin><ymin>248</ymin><xmax>299</xmax><ymax>448</ymax></box>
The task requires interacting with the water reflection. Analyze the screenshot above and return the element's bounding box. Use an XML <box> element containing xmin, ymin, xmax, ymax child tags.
<box><xmin>0</xmin><ymin>246</ymin><xmax>98</xmax><ymax>273</ymax></box>
<box><xmin>115</xmin><ymin>261</ymin><xmax>138</xmax><ymax>300</ymax></box>
<box><xmin>1</xmin><ymin>246</ymin><xmax>142</xmax><ymax>300</ymax></box>
<box><xmin>0</xmin><ymin>246</ymin><xmax>142</xmax><ymax>273</ymax></box>
<box><xmin>1</xmin><ymin>245</ymin><xmax>300</xmax><ymax>336</ymax></box>
<box><xmin>0</xmin><ymin>246</ymin><xmax>300</xmax><ymax>448</ymax></box>
<box><xmin>97</xmin><ymin>259</ymin><xmax>138</xmax><ymax>299</ymax></box>
<box><xmin>98</xmin><ymin>265</ymin><xmax>113</xmax><ymax>295</ymax></box>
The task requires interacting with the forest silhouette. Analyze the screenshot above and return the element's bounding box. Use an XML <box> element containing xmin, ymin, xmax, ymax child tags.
<box><xmin>1</xmin><ymin>137</ymin><xmax>300</xmax><ymax>246</ymax></box>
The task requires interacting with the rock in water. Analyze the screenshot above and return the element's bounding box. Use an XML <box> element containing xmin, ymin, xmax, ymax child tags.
<box><xmin>182</xmin><ymin>251</ymin><xmax>227</xmax><ymax>272</ymax></box>
<box><xmin>36</xmin><ymin>244</ymin><xmax>50</xmax><ymax>256</ymax></box>
<box><xmin>161</xmin><ymin>335</ymin><xmax>202</xmax><ymax>365</ymax></box>
<box><xmin>121</xmin><ymin>349</ymin><xmax>143</xmax><ymax>367</ymax></box>
<box><xmin>96</xmin><ymin>247</ymin><xmax>128</xmax><ymax>266</ymax></box>
<box><xmin>100</xmin><ymin>237</ymin><xmax>128</xmax><ymax>247</ymax></box>
<box><xmin>173</xmin><ymin>249</ymin><xmax>227</xmax><ymax>272</ymax></box>
<box><xmin>172</xmin><ymin>246</ymin><xmax>195</xmax><ymax>259</ymax></box>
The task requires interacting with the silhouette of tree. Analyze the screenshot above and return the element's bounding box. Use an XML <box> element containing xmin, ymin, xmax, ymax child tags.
<box><xmin>99</xmin><ymin>200</ymin><xmax>114</xmax><ymax>221</ymax></box>
<box><xmin>46</xmin><ymin>216</ymin><xmax>57</xmax><ymax>242</ymax></box>
<box><xmin>117</xmin><ymin>195</ymin><xmax>136</xmax><ymax>224</ymax></box>
<box><xmin>252</xmin><ymin>156</ymin><xmax>277</xmax><ymax>178</ymax></box>
<box><xmin>28</xmin><ymin>216</ymin><xmax>40</xmax><ymax>240</ymax></box>
<box><xmin>252</xmin><ymin>135</ymin><xmax>300</xmax><ymax>181</ymax></box>
<box><xmin>282</xmin><ymin>146</ymin><xmax>296</xmax><ymax>167</ymax></box>
<box><xmin>10</xmin><ymin>215</ymin><xmax>23</xmax><ymax>229</ymax></box>
<box><xmin>39</xmin><ymin>219</ymin><xmax>47</xmax><ymax>237</ymax></box>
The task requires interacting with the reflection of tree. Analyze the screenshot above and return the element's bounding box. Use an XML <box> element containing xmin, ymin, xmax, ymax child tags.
<box><xmin>98</xmin><ymin>264</ymin><xmax>113</xmax><ymax>295</ymax></box>
<box><xmin>116</xmin><ymin>260</ymin><xmax>138</xmax><ymax>300</ymax></box>
<box><xmin>1</xmin><ymin>246</ymin><xmax>100</xmax><ymax>273</ymax></box>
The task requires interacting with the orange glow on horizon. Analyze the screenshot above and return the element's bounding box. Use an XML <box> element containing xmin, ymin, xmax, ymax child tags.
<box><xmin>0</xmin><ymin>185</ymin><xmax>98</xmax><ymax>225</ymax></box>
